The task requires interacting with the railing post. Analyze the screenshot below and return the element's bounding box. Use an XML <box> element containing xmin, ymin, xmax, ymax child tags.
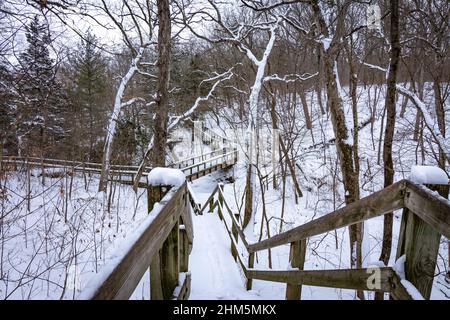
<box><xmin>148</xmin><ymin>185</ymin><xmax>164</xmax><ymax>300</ymax></box>
<box><xmin>231</xmin><ymin>213</ymin><xmax>240</xmax><ymax>261</ymax></box>
<box><xmin>179</xmin><ymin>217</ymin><xmax>189</xmax><ymax>273</ymax></box>
<box><xmin>223</xmin><ymin>147</ymin><xmax>227</xmax><ymax>168</ymax></box>
<box><xmin>218</xmin><ymin>183</ymin><xmax>224</xmax><ymax>221</ymax></box>
<box><xmin>209</xmin><ymin>195</ymin><xmax>214</xmax><ymax>213</ymax></box>
<box><xmin>147</xmin><ymin>185</ymin><xmax>163</xmax><ymax>213</ymax></box>
<box><xmin>286</xmin><ymin>239</ymin><xmax>306</xmax><ymax>300</ymax></box>
<box><xmin>246</xmin><ymin>252</ymin><xmax>255</xmax><ymax>290</ymax></box>
<box><xmin>160</xmin><ymin>220</ymin><xmax>179</xmax><ymax>299</ymax></box>
<box><xmin>148</xmin><ymin>184</ymin><xmax>180</xmax><ymax>300</ymax></box>
<box><xmin>396</xmin><ymin>184</ymin><xmax>443</xmax><ymax>299</ymax></box>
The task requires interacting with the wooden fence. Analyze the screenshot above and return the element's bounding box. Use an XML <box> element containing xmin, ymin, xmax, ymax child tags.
<box><xmin>1</xmin><ymin>148</ymin><xmax>238</xmax><ymax>184</ymax></box>
<box><xmin>201</xmin><ymin>179</ymin><xmax>450</xmax><ymax>300</ymax></box>
<box><xmin>78</xmin><ymin>182</ymin><xmax>193</xmax><ymax>300</ymax></box>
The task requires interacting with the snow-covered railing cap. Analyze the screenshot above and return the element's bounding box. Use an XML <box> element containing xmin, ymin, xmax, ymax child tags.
<box><xmin>409</xmin><ymin>165</ymin><xmax>449</xmax><ymax>185</ymax></box>
<box><xmin>147</xmin><ymin>167</ymin><xmax>186</xmax><ymax>187</ymax></box>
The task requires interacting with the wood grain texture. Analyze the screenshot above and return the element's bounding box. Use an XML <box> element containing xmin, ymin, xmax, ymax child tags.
<box><xmin>285</xmin><ymin>240</ymin><xmax>306</xmax><ymax>300</ymax></box>
<box><xmin>249</xmin><ymin>180</ymin><xmax>406</xmax><ymax>252</ymax></box>
<box><xmin>248</xmin><ymin>267</ymin><xmax>394</xmax><ymax>293</ymax></box>
<box><xmin>84</xmin><ymin>183</ymin><xmax>186</xmax><ymax>300</ymax></box>
<box><xmin>404</xmin><ymin>181</ymin><xmax>450</xmax><ymax>239</ymax></box>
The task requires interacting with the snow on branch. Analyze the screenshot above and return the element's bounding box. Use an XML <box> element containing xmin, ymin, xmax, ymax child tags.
<box><xmin>139</xmin><ymin>61</ymin><xmax>157</xmax><ymax>67</ymax></box>
<box><xmin>361</xmin><ymin>61</ymin><xmax>450</xmax><ymax>162</ymax></box>
<box><xmin>99</xmin><ymin>45</ymin><xmax>146</xmax><ymax>192</ymax></box>
<box><xmin>137</xmin><ymin>69</ymin><xmax>157</xmax><ymax>79</ymax></box>
<box><xmin>168</xmin><ymin>65</ymin><xmax>236</xmax><ymax>131</ymax></box>
<box><xmin>263</xmin><ymin>72</ymin><xmax>318</xmax><ymax>83</ymax></box>
<box><xmin>395</xmin><ymin>85</ymin><xmax>450</xmax><ymax>162</ymax></box>
<box><xmin>121</xmin><ymin>97</ymin><xmax>147</xmax><ymax>108</ymax></box>
<box><xmin>132</xmin><ymin>65</ymin><xmax>237</xmax><ymax>190</ymax></box>
<box><xmin>362</xmin><ymin>61</ymin><xmax>388</xmax><ymax>73</ymax></box>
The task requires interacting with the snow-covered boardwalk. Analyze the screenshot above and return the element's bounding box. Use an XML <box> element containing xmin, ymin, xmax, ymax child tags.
<box><xmin>189</xmin><ymin>213</ymin><xmax>263</xmax><ymax>299</ymax></box>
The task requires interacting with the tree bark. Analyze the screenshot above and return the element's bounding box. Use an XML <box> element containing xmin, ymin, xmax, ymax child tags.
<box><xmin>311</xmin><ymin>1</ymin><xmax>362</xmax><ymax>294</ymax></box>
<box><xmin>152</xmin><ymin>0</ymin><xmax>172</xmax><ymax>167</ymax></box>
<box><xmin>378</xmin><ymin>1</ymin><xmax>400</xmax><ymax>300</ymax></box>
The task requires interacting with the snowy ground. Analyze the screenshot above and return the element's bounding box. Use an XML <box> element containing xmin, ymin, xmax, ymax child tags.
<box><xmin>1</xmin><ymin>82</ymin><xmax>449</xmax><ymax>300</ymax></box>
<box><xmin>183</xmin><ymin>82</ymin><xmax>450</xmax><ymax>300</ymax></box>
<box><xmin>0</xmin><ymin>168</ymin><xmax>149</xmax><ymax>299</ymax></box>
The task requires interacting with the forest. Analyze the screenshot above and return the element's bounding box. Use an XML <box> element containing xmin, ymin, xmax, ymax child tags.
<box><xmin>0</xmin><ymin>0</ymin><xmax>449</xmax><ymax>300</ymax></box>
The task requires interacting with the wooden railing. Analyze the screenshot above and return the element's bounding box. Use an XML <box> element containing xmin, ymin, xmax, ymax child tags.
<box><xmin>2</xmin><ymin>148</ymin><xmax>238</xmax><ymax>184</ymax></box>
<box><xmin>178</xmin><ymin>148</ymin><xmax>238</xmax><ymax>181</ymax></box>
<box><xmin>168</xmin><ymin>149</ymin><xmax>220</xmax><ymax>169</ymax></box>
<box><xmin>78</xmin><ymin>181</ymin><xmax>193</xmax><ymax>300</ymax></box>
<box><xmin>201</xmin><ymin>179</ymin><xmax>450</xmax><ymax>300</ymax></box>
<box><xmin>1</xmin><ymin>156</ymin><xmax>152</xmax><ymax>172</ymax></box>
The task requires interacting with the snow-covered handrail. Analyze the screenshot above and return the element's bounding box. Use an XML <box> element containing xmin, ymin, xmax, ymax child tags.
<box><xmin>78</xmin><ymin>181</ymin><xmax>192</xmax><ymax>300</ymax></box>
<box><xmin>203</xmin><ymin>178</ymin><xmax>449</xmax><ymax>299</ymax></box>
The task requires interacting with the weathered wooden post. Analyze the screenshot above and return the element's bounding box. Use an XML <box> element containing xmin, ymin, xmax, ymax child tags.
<box><xmin>147</xmin><ymin>185</ymin><xmax>163</xmax><ymax>213</ymax></box>
<box><xmin>397</xmin><ymin>182</ymin><xmax>445</xmax><ymax>299</ymax></box>
<box><xmin>246</xmin><ymin>252</ymin><xmax>255</xmax><ymax>290</ymax></box>
<box><xmin>147</xmin><ymin>186</ymin><xmax>164</xmax><ymax>300</ymax></box>
<box><xmin>160</xmin><ymin>219</ymin><xmax>179</xmax><ymax>299</ymax></box>
<box><xmin>148</xmin><ymin>185</ymin><xmax>164</xmax><ymax>300</ymax></box>
<box><xmin>231</xmin><ymin>213</ymin><xmax>240</xmax><ymax>261</ymax></box>
<box><xmin>179</xmin><ymin>219</ymin><xmax>189</xmax><ymax>273</ymax></box>
<box><xmin>286</xmin><ymin>239</ymin><xmax>306</xmax><ymax>300</ymax></box>
<box><xmin>148</xmin><ymin>183</ymin><xmax>180</xmax><ymax>300</ymax></box>
<box><xmin>218</xmin><ymin>183</ymin><xmax>224</xmax><ymax>221</ymax></box>
<box><xmin>209</xmin><ymin>195</ymin><xmax>214</xmax><ymax>213</ymax></box>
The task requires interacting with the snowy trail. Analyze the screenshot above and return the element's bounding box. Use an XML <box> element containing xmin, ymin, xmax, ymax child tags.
<box><xmin>189</xmin><ymin>212</ymin><xmax>264</xmax><ymax>299</ymax></box>
<box><xmin>188</xmin><ymin>173</ymin><xmax>269</xmax><ymax>300</ymax></box>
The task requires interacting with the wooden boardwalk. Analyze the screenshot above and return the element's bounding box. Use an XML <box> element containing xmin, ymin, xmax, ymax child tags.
<box><xmin>79</xmin><ymin>178</ymin><xmax>449</xmax><ymax>300</ymax></box>
<box><xmin>2</xmin><ymin>152</ymin><xmax>449</xmax><ymax>300</ymax></box>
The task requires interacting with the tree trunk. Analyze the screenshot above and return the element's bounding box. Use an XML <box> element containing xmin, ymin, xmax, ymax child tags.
<box><xmin>99</xmin><ymin>48</ymin><xmax>143</xmax><ymax>192</ymax></box>
<box><xmin>299</xmin><ymin>87</ymin><xmax>312</xmax><ymax>130</ymax></box>
<box><xmin>152</xmin><ymin>0</ymin><xmax>172</xmax><ymax>167</ymax></box>
<box><xmin>377</xmin><ymin>1</ymin><xmax>400</xmax><ymax>301</ymax></box>
<box><xmin>311</xmin><ymin>0</ymin><xmax>362</xmax><ymax>292</ymax></box>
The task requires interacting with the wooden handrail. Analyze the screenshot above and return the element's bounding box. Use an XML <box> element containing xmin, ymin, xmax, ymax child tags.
<box><xmin>248</xmin><ymin>180</ymin><xmax>407</xmax><ymax>253</ymax></box>
<box><xmin>78</xmin><ymin>182</ymin><xmax>191</xmax><ymax>300</ymax></box>
<box><xmin>403</xmin><ymin>181</ymin><xmax>450</xmax><ymax>239</ymax></box>
<box><xmin>217</xmin><ymin>186</ymin><xmax>250</xmax><ymax>250</ymax></box>
<box><xmin>3</xmin><ymin>156</ymin><xmax>152</xmax><ymax>172</ymax></box>
<box><xmin>245</xmin><ymin>267</ymin><xmax>412</xmax><ymax>298</ymax></box>
<box><xmin>181</xmin><ymin>150</ymin><xmax>236</xmax><ymax>172</ymax></box>
<box><xmin>168</xmin><ymin>150</ymin><xmax>219</xmax><ymax>168</ymax></box>
<box><xmin>2</xmin><ymin>149</ymin><xmax>239</xmax><ymax>184</ymax></box>
<box><xmin>202</xmin><ymin>178</ymin><xmax>450</xmax><ymax>299</ymax></box>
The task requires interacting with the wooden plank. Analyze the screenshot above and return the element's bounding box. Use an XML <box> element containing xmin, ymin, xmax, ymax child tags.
<box><xmin>286</xmin><ymin>240</ymin><xmax>306</xmax><ymax>300</ymax></box>
<box><xmin>248</xmin><ymin>180</ymin><xmax>406</xmax><ymax>253</ymax></box>
<box><xmin>160</xmin><ymin>221</ymin><xmax>179</xmax><ymax>299</ymax></box>
<box><xmin>199</xmin><ymin>185</ymin><xmax>218</xmax><ymax>214</ymax></box>
<box><xmin>175</xmin><ymin>273</ymin><xmax>191</xmax><ymax>300</ymax></box>
<box><xmin>231</xmin><ymin>213</ymin><xmax>239</xmax><ymax>261</ymax></box>
<box><xmin>179</xmin><ymin>228</ymin><xmax>189</xmax><ymax>272</ymax></box>
<box><xmin>247</xmin><ymin>268</ymin><xmax>396</xmax><ymax>293</ymax></box>
<box><xmin>219</xmin><ymin>189</ymin><xmax>249</xmax><ymax>249</ymax></box>
<box><xmin>150</xmin><ymin>254</ymin><xmax>164</xmax><ymax>300</ymax></box>
<box><xmin>81</xmin><ymin>184</ymin><xmax>186</xmax><ymax>300</ymax></box>
<box><xmin>401</xmin><ymin>197</ymin><xmax>441</xmax><ymax>298</ymax></box>
<box><xmin>246</xmin><ymin>253</ymin><xmax>255</xmax><ymax>290</ymax></box>
<box><xmin>218</xmin><ymin>183</ymin><xmax>224</xmax><ymax>221</ymax></box>
<box><xmin>180</xmin><ymin>201</ymin><xmax>194</xmax><ymax>246</ymax></box>
<box><xmin>389</xmin><ymin>270</ymin><xmax>414</xmax><ymax>300</ymax></box>
<box><xmin>404</xmin><ymin>181</ymin><xmax>450</xmax><ymax>239</ymax></box>
<box><xmin>395</xmin><ymin>208</ymin><xmax>410</xmax><ymax>260</ymax></box>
